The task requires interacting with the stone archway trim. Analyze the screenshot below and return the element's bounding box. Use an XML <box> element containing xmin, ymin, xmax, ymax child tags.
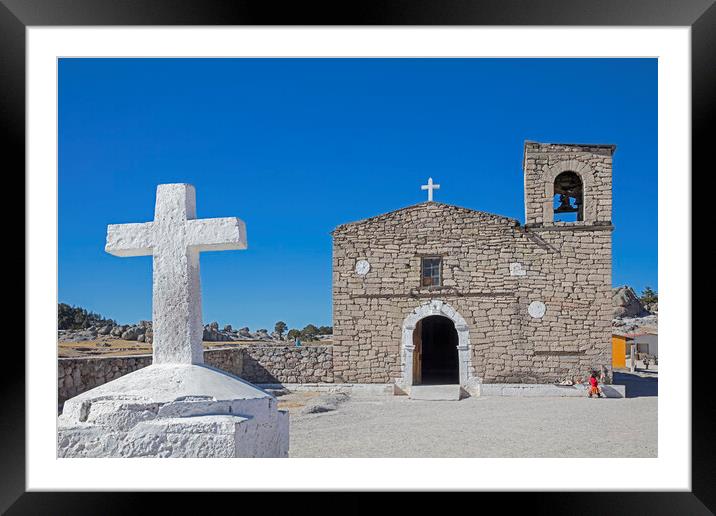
<box><xmin>398</xmin><ymin>300</ymin><xmax>477</xmax><ymax>394</ymax></box>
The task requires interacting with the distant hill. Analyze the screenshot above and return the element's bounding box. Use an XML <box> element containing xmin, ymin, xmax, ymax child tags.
<box><xmin>57</xmin><ymin>303</ymin><xmax>331</xmax><ymax>344</ymax></box>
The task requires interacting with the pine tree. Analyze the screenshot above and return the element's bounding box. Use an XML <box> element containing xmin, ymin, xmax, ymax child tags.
<box><xmin>640</xmin><ymin>287</ymin><xmax>658</xmax><ymax>306</ymax></box>
<box><xmin>274</xmin><ymin>321</ymin><xmax>287</xmax><ymax>338</ymax></box>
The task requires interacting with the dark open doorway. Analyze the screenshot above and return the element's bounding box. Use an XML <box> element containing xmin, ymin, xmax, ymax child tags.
<box><xmin>418</xmin><ymin>315</ymin><xmax>459</xmax><ymax>385</ymax></box>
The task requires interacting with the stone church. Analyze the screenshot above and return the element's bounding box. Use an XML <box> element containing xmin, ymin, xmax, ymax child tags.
<box><xmin>331</xmin><ymin>141</ymin><xmax>614</xmax><ymax>393</ymax></box>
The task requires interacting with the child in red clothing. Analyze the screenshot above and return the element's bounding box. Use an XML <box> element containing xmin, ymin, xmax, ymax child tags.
<box><xmin>588</xmin><ymin>371</ymin><xmax>603</xmax><ymax>398</ymax></box>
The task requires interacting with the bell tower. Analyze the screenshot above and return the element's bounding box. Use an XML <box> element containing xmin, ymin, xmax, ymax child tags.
<box><xmin>522</xmin><ymin>141</ymin><xmax>616</xmax><ymax>227</ymax></box>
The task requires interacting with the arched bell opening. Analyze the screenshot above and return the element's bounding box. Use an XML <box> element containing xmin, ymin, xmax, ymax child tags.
<box><xmin>553</xmin><ymin>171</ymin><xmax>584</xmax><ymax>222</ymax></box>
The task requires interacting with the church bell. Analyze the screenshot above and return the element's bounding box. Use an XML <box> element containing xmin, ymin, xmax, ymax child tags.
<box><xmin>554</xmin><ymin>194</ymin><xmax>579</xmax><ymax>213</ymax></box>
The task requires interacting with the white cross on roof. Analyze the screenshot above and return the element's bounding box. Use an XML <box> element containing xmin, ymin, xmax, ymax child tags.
<box><xmin>421</xmin><ymin>177</ymin><xmax>440</xmax><ymax>202</ymax></box>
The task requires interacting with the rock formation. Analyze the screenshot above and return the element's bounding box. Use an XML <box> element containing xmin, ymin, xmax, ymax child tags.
<box><xmin>58</xmin><ymin>319</ymin><xmax>311</xmax><ymax>344</ymax></box>
<box><xmin>612</xmin><ymin>286</ymin><xmax>650</xmax><ymax>318</ymax></box>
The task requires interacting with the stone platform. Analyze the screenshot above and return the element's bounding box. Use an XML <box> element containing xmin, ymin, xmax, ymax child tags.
<box><xmin>479</xmin><ymin>383</ymin><xmax>626</xmax><ymax>398</ymax></box>
<box><xmin>408</xmin><ymin>384</ymin><xmax>462</xmax><ymax>401</ymax></box>
<box><xmin>58</xmin><ymin>364</ymin><xmax>289</xmax><ymax>457</ymax></box>
<box><xmin>258</xmin><ymin>383</ymin><xmax>394</xmax><ymax>397</ymax></box>
<box><xmin>259</xmin><ymin>382</ymin><xmax>625</xmax><ymax>399</ymax></box>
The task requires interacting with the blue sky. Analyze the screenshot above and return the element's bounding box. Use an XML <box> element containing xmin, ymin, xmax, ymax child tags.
<box><xmin>59</xmin><ymin>58</ymin><xmax>657</xmax><ymax>330</ymax></box>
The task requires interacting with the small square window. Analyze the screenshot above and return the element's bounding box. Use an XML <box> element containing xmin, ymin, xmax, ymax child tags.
<box><xmin>421</xmin><ymin>257</ymin><xmax>442</xmax><ymax>287</ymax></box>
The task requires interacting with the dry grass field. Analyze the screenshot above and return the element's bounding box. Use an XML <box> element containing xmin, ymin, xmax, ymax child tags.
<box><xmin>58</xmin><ymin>338</ymin><xmax>152</xmax><ymax>358</ymax></box>
<box><xmin>273</xmin><ymin>391</ymin><xmax>323</xmax><ymax>412</ymax></box>
<box><xmin>58</xmin><ymin>338</ymin><xmax>332</xmax><ymax>358</ymax></box>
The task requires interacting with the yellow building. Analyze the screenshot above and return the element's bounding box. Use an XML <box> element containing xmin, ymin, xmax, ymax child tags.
<box><xmin>611</xmin><ymin>334</ymin><xmax>628</xmax><ymax>369</ymax></box>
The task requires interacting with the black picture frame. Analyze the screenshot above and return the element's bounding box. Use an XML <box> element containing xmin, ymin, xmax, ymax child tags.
<box><xmin>3</xmin><ymin>0</ymin><xmax>711</xmax><ymax>513</ymax></box>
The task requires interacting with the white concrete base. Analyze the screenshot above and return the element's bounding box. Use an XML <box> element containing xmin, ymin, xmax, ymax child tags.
<box><xmin>58</xmin><ymin>364</ymin><xmax>289</xmax><ymax>458</ymax></box>
<box><xmin>480</xmin><ymin>383</ymin><xmax>626</xmax><ymax>398</ymax></box>
<box><xmin>408</xmin><ymin>385</ymin><xmax>462</xmax><ymax>401</ymax></box>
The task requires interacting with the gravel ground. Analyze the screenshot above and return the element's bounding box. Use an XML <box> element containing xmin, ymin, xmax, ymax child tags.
<box><xmin>288</xmin><ymin>373</ymin><xmax>657</xmax><ymax>458</ymax></box>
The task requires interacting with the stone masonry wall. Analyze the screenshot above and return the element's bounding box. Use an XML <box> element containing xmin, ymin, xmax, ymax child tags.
<box><xmin>59</xmin><ymin>355</ymin><xmax>152</xmax><ymax>403</ymax></box>
<box><xmin>58</xmin><ymin>345</ymin><xmax>332</xmax><ymax>404</ymax></box>
<box><xmin>332</xmin><ymin>205</ymin><xmax>525</xmax><ymax>383</ymax></box>
<box><xmin>239</xmin><ymin>345</ymin><xmax>333</xmax><ymax>384</ymax></box>
<box><xmin>505</xmin><ymin>226</ymin><xmax>612</xmax><ymax>383</ymax></box>
<box><xmin>332</xmin><ymin>142</ymin><xmax>613</xmax><ymax>385</ymax></box>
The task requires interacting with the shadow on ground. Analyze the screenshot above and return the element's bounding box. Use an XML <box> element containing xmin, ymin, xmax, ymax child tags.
<box><xmin>613</xmin><ymin>371</ymin><xmax>658</xmax><ymax>398</ymax></box>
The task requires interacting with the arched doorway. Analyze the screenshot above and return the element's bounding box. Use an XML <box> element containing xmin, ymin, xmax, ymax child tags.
<box><xmin>399</xmin><ymin>300</ymin><xmax>477</xmax><ymax>393</ymax></box>
<box><xmin>413</xmin><ymin>315</ymin><xmax>459</xmax><ymax>385</ymax></box>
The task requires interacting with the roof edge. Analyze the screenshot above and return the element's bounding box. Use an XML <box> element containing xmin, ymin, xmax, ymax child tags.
<box><xmin>331</xmin><ymin>201</ymin><xmax>520</xmax><ymax>234</ymax></box>
<box><xmin>524</xmin><ymin>140</ymin><xmax>617</xmax><ymax>152</ymax></box>
<box><xmin>522</xmin><ymin>140</ymin><xmax>617</xmax><ymax>172</ymax></box>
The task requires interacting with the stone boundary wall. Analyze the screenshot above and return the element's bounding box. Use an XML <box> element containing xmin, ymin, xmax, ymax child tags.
<box><xmin>58</xmin><ymin>345</ymin><xmax>333</xmax><ymax>404</ymax></box>
<box><xmin>240</xmin><ymin>345</ymin><xmax>333</xmax><ymax>384</ymax></box>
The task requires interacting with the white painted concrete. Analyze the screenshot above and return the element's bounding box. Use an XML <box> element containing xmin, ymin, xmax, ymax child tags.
<box><xmin>633</xmin><ymin>334</ymin><xmax>658</xmax><ymax>356</ymax></box>
<box><xmin>105</xmin><ymin>183</ymin><xmax>247</xmax><ymax>365</ymax></box>
<box><xmin>58</xmin><ymin>364</ymin><xmax>290</xmax><ymax>457</ymax></box>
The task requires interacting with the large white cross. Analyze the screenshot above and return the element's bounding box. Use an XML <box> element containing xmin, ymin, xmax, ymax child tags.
<box><xmin>421</xmin><ymin>177</ymin><xmax>440</xmax><ymax>202</ymax></box>
<box><xmin>105</xmin><ymin>183</ymin><xmax>247</xmax><ymax>365</ymax></box>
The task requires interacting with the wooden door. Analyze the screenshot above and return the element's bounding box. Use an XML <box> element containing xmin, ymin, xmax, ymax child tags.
<box><xmin>412</xmin><ymin>319</ymin><xmax>422</xmax><ymax>385</ymax></box>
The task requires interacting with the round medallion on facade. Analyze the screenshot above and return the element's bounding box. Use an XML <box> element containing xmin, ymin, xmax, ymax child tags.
<box><xmin>355</xmin><ymin>259</ymin><xmax>370</xmax><ymax>276</ymax></box>
<box><xmin>528</xmin><ymin>301</ymin><xmax>546</xmax><ymax>319</ymax></box>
